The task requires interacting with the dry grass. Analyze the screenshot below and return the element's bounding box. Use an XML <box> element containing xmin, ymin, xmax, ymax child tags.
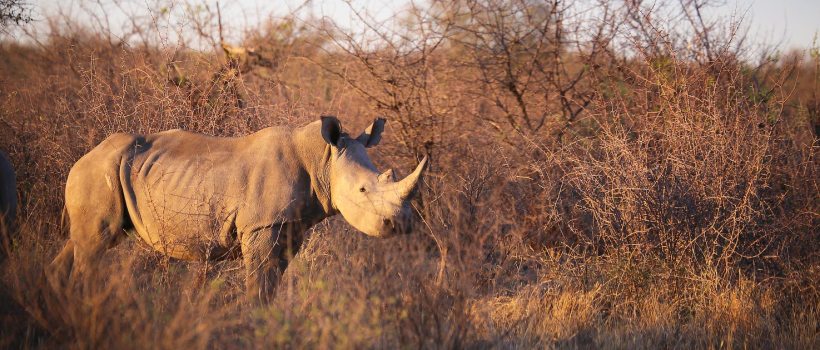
<box><xmin>0</xmin><ymin>1</ymin><xmax>818</xmax><ymax>348</ymax></box>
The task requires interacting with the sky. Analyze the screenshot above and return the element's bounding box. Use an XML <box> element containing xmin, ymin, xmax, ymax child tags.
<box><xmin>20</xmin><ymin>0</ymin><xmax>820</xmax><ymax>52</ymax></box>
<box><xmin>710</xmin><ymin>0</ymin><xmax>820</xmax><ymax>50</ymax></box>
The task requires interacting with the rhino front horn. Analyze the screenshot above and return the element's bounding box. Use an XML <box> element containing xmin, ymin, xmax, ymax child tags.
<box><xmin>397</xmin><ymin>156</ymin><xmax>428</xmax><ymax>197</ymax></box>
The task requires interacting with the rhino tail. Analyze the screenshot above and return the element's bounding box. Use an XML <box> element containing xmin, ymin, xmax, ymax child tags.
<box><xmin>47</xmin><ymin>239</ymin><xmax>74</xmax><ymax>292</ymax></box>
<box><xmin>59</xmin><ymin>205</ymin><xmax>68</xmax><ymax>234</ymax></box>
<box><xmin>49</xmin><ymin>204</ymin><xmax>74</xmax><ymax>291</ymax></box>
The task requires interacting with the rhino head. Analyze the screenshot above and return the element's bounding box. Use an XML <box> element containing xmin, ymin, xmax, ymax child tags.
<box><xmin>320</xmin><ymin>116</ymin><xmax>428</xmax><ymax>237</ymax></box>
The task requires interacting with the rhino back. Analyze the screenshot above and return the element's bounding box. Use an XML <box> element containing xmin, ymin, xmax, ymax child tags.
<box><xmin>121</xmin><ymin>127</ymin><xmax>319</xmax><ymax>255</ymax></box>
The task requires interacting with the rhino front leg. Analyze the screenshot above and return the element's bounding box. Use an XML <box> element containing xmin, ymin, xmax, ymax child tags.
<box><xmin>241</xmin><ymin>228</ymin><xmax>282</xmax><ymax>303</ymax></box>
<box><xmin>241</xmin><ymin>224</ymin><xmax>304</xmax><ymax>303</ymax></box>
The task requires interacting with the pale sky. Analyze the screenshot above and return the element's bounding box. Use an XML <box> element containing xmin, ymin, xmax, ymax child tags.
<box><xmin>19</xmin><ymin>0</ymin><xmax>820</xmax><ymax>51</ymax></box>
<box><xmin>711</xmin><ymin>0</ymin><xmax>820</xmax><ymax>50</ymax></box>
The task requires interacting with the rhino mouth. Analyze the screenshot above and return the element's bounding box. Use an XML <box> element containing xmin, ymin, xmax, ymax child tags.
<box><xmin>380</xmin><ymin>212</ymin><xmax>414</xmax><ymax>236</ymax></box>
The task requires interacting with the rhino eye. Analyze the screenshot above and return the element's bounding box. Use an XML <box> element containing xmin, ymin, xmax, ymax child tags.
<box><xmin>359</xmin><ymin>187</ymin><xmax>366</xmax><ymax>193</ymax></box>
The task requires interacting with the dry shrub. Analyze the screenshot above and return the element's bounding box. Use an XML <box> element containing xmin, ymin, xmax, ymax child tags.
<box><xmin>534</xmin><ymin>55</ymin><xmax>817</xmax><ymax>271</ymax></box>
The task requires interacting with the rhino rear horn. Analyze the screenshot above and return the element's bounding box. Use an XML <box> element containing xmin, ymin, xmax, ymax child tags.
<box><xmin>378</xmin><ymin>168</ymin><xmax>396</xmax><ymax>183</ymax></box>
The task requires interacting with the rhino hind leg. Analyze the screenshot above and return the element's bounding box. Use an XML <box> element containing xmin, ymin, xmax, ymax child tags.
<box><xmin>69</xmin><ymin>196</ymin><xmax>128</xmax><ymax>281</ymax></box>
<box><xmin>47</xmin><ymin>240</ymin><xmax>75</xmax><ymax>290</ymax></box>
<box><xmin>51</xmin><ymin>135</ymin><xmax>134</xmax><ymax>286</ymax></box>
<box><xmin>48</xmin><ymin>192</ymin><xmax>127</xmax><ymax>289</ymax></box>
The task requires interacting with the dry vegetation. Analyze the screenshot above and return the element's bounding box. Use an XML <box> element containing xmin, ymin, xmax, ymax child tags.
<box><xmin>0</xmin><ymin>0</ymin><xmax>817</xmax><ymax>348</ymax></box>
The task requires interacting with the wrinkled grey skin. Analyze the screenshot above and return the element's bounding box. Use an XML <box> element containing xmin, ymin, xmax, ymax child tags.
<box><xmin>0</xmin><ymin>151</ymin><xmax>17</xmax><ymax>259</ymax></box>
<box><xmin>49</xmin><ymin>117</ymin><xmax>427</xmax><ymax>301</ymax></box>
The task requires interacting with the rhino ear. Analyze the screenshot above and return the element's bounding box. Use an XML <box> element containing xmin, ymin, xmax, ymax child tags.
<box><xmin>321</xmin><ymin>116</ymin><xmax>342</xmax><ymax>146</ymax></box>
<box><xmin>356</xmin><ymin>118</ymin><xmax>386</xmax><ymax>148</ymax></box>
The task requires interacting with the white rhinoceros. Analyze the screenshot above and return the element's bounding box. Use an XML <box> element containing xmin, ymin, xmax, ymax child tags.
<box><xmin>0</xmin><ymin>151</ymin><xmax>16</xmax><ymax>258</ymax></box>
<box><xmin>50</xmin><ymin>117</ymin><xmax>427</xmax><ymax>301</ymax></box>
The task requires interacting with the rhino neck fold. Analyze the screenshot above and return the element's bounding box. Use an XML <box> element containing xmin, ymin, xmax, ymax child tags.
<box><xmin>294</xmin><ymin>123</ymin><xmax>336</xmax><ymax>217</ymax></box>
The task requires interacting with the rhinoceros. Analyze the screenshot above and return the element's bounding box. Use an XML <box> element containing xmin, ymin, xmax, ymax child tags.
<box><xmin>50</xmin><ymin>117</ymin><xmax>427</xmax><ymax>301</ymax></box>
<box><xmin>0</xmin><ymin>151</ymin><xmax>17</xmax><ymax>258</ymax></box>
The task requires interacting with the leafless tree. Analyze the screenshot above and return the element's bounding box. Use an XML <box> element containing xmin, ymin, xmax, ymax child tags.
<box><xmin>0</xmin><ymin>0</ymin><xmax>31</xmax><ymax>28</ymax></box>
<box><xmin>313</xmin><ymin>1</ymin><xmax>456</xmax><ymax>160</ymax></box>
<box><xmin>432</xmin><ymin>0</ymin><xmax>622</xmax><ymax>144</ymax></box>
